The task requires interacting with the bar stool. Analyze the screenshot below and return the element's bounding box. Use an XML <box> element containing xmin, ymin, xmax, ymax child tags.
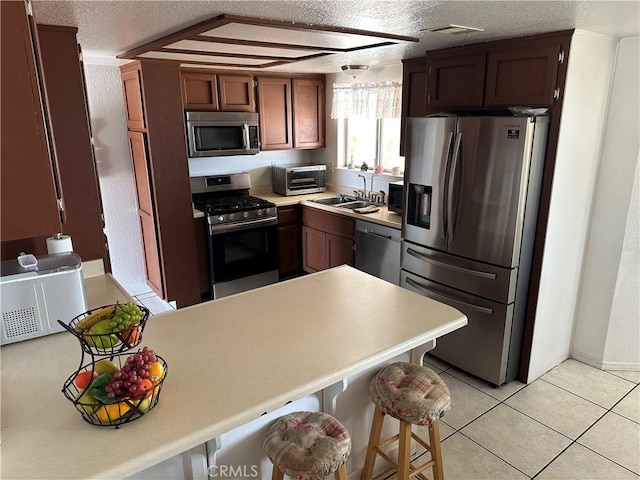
<box><xmin>361</xmin><ymin>362</ymin><xmax>451</xmax><ymax>480</ymax></box>
<box><xmin>263</xmin><ymin>411</ymin><xmax>351</xmax><ymax>479</ymax></box>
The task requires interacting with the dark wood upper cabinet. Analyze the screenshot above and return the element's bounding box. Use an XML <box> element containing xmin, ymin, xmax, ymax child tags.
<box><xmin>1</xmin><ymin>1</ymin><xmax>61</xmax><ymax>243</ymax></box>
<box><xmin>180</xmin><ymin>71</ymin><xmax>218</xmax><ymax>111</ymax></box>
<box><xmin>485</xmin><ymin>44</ymin><xmax>561</xmax><ymax>107</ymax></box>
<box><xmin>218</xmin><ymin>74</ymin><xmax>255</xmax><ymax>112</ymax></box>
<box><xmin>292</xmin><ymin>77</ymin><xmax>325</xmax><ymax>149</ymax></box>
<box><xmin>400</xmin><ymin>57</ymin><xmax>428</xmax><ymax>156</ymax></box>
<box><xmin>257</xmin><ymin>76</ymin><xmax>293</xmax><ymax>150</ymax></box>
<box><xmin>121</xmin><ymin>61</ymin><xmax>200</xmax><ymax>307</ymax></box>
<box><xmin>36</xmin><ymin>24</ymin><xmax>110</xmax><ymax>266</ymax></box>
<box><xmin>122</xmin><ymin>68</ymin><xmax>146</xmax><ymax>130</ymax></box>
<box><xmin>426</xmin><ymin>51</ymin><xmax>486</xmax><ymax>111</ymax></box>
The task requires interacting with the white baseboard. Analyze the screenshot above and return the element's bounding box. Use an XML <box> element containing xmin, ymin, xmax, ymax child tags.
<box><xmin>571</xmin><ymin>351</ymin><xmax>640</xmax><ymax>371</ymax></box>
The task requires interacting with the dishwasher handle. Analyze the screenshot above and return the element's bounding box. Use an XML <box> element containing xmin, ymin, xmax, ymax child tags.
<box><xmin>362</xmin><ymin>228</ymin><xmax>400</xmax><ymax>241</ymax></box>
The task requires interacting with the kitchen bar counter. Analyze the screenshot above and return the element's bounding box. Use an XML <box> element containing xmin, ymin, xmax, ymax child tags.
<box><xmin>1</xmin><ymin>266</ymin><xmax>465</xmax><ymax>479</ymax></box>
<box><xmin>192</xmin><ymin>187</ymin><xmax>403</xmax><ymax>230</ymax></box>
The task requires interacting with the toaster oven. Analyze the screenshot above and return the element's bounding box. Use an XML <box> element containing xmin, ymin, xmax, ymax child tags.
<box><xmin>272</xmin><ymin>164</ymin><xmax>326</xmax><ymax>196</ymax></box>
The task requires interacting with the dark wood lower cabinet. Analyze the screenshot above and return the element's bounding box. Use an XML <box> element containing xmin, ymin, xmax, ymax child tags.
<box><xmin>302</xmin><ymin>207</ymin><xmax>354</xmax><ymax>273</ymax></box>
<box><xmin>139</xmin><ymin>212</ymin><xmax>162</xmax><ymax>296</ymax></box>
<box><xmin>302</xmin><ymin>225</ymin><xmax>326</xmax><ymax>273</ymax></box>
<box><xmin>277</xmin><ymin>205</ymin><xmax>302</xmax><ymax>277</ymax></box>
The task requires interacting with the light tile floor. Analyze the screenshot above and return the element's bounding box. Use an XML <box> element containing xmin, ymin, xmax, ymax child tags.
<box><xmin>412</xmin><ymin>355</ymin><xmax>640</xmax><ymax>480</ymax></box>
<box><xmin>133</xmin><ymin>291</ymin><xmax>175</xmax><ymax>315</ymax></box>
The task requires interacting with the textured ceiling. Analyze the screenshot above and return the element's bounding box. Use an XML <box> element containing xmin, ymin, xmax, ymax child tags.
<box><xmin>32</xmin><ymin>0</ymin><xmax>640</xmax><ymax>74</ymax></box>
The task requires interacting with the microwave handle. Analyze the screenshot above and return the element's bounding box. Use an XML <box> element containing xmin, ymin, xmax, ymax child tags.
<box><xmin>242</xmin><ymin>123</ymin><xmax>250</xmax><ymax>150</ymax></box>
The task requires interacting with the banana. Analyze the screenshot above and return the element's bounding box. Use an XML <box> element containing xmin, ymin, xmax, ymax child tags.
<box><xmin>74</xmin><ymin>305</ymin><xmax>116</xmax><ymax>333</ymax></box>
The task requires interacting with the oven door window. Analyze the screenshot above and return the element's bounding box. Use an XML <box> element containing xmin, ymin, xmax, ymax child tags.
<box><xmin>287</xmin><ymin>171</ymin><xmax>319</xmax><ymax>191</ymax></box>
<box><xmin>210</xmin><ymin>226</ymin><xmax>278</xmax><ymax>282</ymax></box>
<box><xmin>195</xmin><ymin>125</ymin><xmax>244</xmax><ymax>152</ymax></box>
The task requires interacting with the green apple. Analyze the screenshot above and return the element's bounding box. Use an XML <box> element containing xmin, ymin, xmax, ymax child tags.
<box><xmin>131</xmin><ymin>397</ymin><xmax>152</xmax><ymax>413</ymax></box>
<box><xmin>75</xmin><ymin>390</ymin><xmax>99</xmax><ymax>416</ymax></box>
<box><xmin>94</xmin><ymin>359</ymin><xmax>118</xmax><ymax>376</ymax></box>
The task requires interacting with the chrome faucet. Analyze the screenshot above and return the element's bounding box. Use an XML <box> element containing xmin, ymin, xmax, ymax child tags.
<box><xmin>358</xmin><ymin>174</ymin><xmax>367</xmax><ymax>198</ymax></box>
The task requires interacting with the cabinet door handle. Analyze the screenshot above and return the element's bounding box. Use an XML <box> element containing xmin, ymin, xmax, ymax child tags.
<box><xmin>406</xmin><ymin>277</ymin><xmax>494</xmax><ymax>315</ymax></box>
<box><xmin>406</xmin><ymin>247</ymin><xmax>497</xmax><ymax>280</ymax></box>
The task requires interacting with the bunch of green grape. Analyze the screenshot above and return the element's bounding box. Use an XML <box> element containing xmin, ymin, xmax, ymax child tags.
<box><xmin>103</xmin><ymin>302</ymin><xmax>145</xmax><ymax>334</ymax></box>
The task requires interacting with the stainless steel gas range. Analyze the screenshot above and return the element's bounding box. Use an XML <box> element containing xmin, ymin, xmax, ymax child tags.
<box><xmin>191</xmin><ymin>173</ymin><xmax>279</xmax><ymax>300</ymax></box>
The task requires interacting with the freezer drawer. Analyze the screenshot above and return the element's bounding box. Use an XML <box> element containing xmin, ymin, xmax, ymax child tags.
<box><xmin>401</xmin><ymin>240</ymin><xmax>517</xmax><ymax>304</ymax></box>
<box><xmin>401</xmin><ymin>270</ymin><xmax>517</xmax><ymax>386</ymax></box>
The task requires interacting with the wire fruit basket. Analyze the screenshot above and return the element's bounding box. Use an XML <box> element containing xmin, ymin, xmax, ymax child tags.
<box><xmin>62</xmin><ymin>351</ymin><xmax>167</xmax><ymax>428</ymax></box>
<box><xmin>58</xmin><ymin>303</ymin><xmax>151</xmax><ymax>355</ymax></box>
<box><xmin>60</xmin><ymin>302</ymin><xmax>167</xmax><ymax>428</ymax></box>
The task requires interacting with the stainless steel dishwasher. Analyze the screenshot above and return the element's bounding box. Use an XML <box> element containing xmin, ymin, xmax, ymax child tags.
<box><xmin>355</xmin><ymin>220</ymin><xmax>402</xmax><ymax>285</ymax></box>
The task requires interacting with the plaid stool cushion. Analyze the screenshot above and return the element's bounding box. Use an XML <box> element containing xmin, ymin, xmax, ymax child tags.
<box><xmin>369</xmin><ymin>362</ymin><xmax>451</xmax><ymax>425</ymax></box>
<box><xmin>263</xmin><ymin>411</ymin><xmax>351</xmax><ymax>478</ymax></box>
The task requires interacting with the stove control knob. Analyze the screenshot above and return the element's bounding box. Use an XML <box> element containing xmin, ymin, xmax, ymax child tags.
<box><xmin>242</xmin><ymin>211</ymin><xmax>249</xmax><ymax>219</ymax></box>
<box><xmin>256</xmin><ymin>209</ymin><xmax>264</xmax><ymax>216</ymax></box>
<box><xmin>228</xmin><ymin>213</ymin><xmax>235</xmax><ymax>221</ymax></box>
<box><xmin>217</xmin><ymin>215</ymin><xmax>225</xmax><ymax>222</ymax></box>
<box><xmin>266</xmin><ymin>208</ymin><xmax>274</xmax><ymax>216</ymax></box>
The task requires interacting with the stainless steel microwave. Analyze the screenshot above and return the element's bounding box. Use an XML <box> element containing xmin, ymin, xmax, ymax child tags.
<box><xmin>388</xmin><ymin>181</ymin><xmax>403</xmax><ymax>214</ymax></box>
<box><xmin>185</xmin><ymin>111</ymin><xmax>260</xmax><ymax>158</ymax></box>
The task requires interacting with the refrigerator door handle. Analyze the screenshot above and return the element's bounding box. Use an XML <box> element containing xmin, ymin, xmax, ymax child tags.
<box><xmin>447</xmin><ymin>132</ymin><xmax>463</xmax><ymax>241</ymax></box>
<box><xmin>440</xmin><ymin>132</ymin><xmax>455</xmax><ymax>237</ymax></box>
<box><xmin>406</xmin><ymin>247</ymin><xmax>497</xmax><ymax>280</ymax></box>
<box><xmin>406</xmin><ymin>277</ymin><xmax>494</xmax><ymax>315</ymax></box>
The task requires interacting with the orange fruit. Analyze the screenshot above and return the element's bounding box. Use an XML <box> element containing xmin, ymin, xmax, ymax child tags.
<box><xmin>148</xmin><ymin>362</ymin><xmax>165</xmax><ymax>385</ymax></box>
<box><xmin>122</xmin><ymin>324</ymin><xmax>141</xmax><ymax>346</ymax></box>
<box><xmin>95</xmin><ymin>401</ymin><xmax>131</xmax><ymax>423</ymax></box>
<box><xmin>137</xmin><ymin>379</ymin><xmax>153</xmax><ymax>399</ymax></box>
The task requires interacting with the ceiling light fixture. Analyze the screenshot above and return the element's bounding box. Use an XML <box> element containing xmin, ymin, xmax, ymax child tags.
<box><xmin>341</xmin><ymin>65</ymin><xmax>369</xmax><ymax>79</ymax></box>
<box><xmin>426</xmin><ymin>24</ymin><xmax>484</xmax><ymax>35</ymax></box>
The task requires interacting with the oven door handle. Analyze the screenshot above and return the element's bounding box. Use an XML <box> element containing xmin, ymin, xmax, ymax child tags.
<box><xmin>209</xmin><ymin>216</ymin><xmax>277</xmax><ymax>234</ymax></box>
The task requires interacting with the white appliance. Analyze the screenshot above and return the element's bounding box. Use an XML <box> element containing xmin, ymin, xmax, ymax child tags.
<box><xmin>1</xmin><ymin>252</ymin><xmax>87</xmax><ymax>345</ymax></box>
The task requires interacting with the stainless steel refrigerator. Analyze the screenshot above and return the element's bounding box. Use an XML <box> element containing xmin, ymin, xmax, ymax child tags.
<box><xmin>400</xmin><ymin>115</ymin><xmax>549</xmax><ymax>386</ymax></box>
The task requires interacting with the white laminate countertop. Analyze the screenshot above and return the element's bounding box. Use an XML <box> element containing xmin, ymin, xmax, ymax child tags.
<box><xmin>1</xmin><ymin>266</ymin><xmax>466</xmax><ymax>480</ymax></box>
<box><xmin>192</xmin><ymin>187</ymin><xmax>403</xmax><ymax>230</ymax></box>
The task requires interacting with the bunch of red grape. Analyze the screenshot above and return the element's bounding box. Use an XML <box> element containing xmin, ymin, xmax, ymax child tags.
<box><xmin>104</xmin><ymin>347</ymin><xmax>157</xmax><ymax>399</ymax></box>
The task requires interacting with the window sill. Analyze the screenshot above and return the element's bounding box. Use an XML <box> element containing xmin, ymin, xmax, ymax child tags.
<box><xmin>335</xmin><ymin>166</ymin><xmax>404</xmax><ymax>181</ymax></box>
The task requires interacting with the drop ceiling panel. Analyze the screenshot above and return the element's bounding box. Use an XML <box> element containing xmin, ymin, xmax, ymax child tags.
<box><xmin>199</xmin><ymin>23</ymin><xmax>393</xmax><ymax>50</ymax></box>
<box><xmin>117</xmin><ymin>13</ymin><xmax>418</xmax><ymax>69</ymax></box>
<box><xmin>168</xmin><ymin>40</ymin><xmax>324</xmax><ymax>58</ymax></box>
<box><xmin>138</xmin><ymin>51</ymin><xmax>276</xmax><ymax>66</ymax></box>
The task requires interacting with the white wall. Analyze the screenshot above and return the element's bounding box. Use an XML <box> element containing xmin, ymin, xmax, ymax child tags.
<box><xmin>527</xmin><ymin>31</ymin><xmax>619</xmax><ymax>382</ymax></box>
<box><xmin>84</xmin><ymin>62</ymin><xmax>149</xmax><ymax>296</ymax></box>
<box><xmin>572</xmin><ymin>37</ymin><xmax>640</xmax><ymax>370</ymax></box>
<box><xmin>188</xmin><ymin>149</ymin><xmax>311</xmax><ymax>186</ymax></box>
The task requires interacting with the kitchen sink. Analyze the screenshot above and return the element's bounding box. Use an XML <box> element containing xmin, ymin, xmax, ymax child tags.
<box><xmin>312</xmin><ymin>196</ymin><xmax>345</xmax><ymax>205</ymax></box>
<box><xmin>311</xmin><ymin>196</ymin><xmax>378</xmax><ymax>210</ymax></box>
<box><xmin>336</xmin><ymin>200</ymin><xmax>375</xmax><ymax>210</ymax></box>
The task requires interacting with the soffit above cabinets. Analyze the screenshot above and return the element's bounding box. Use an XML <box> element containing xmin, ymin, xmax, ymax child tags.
<box><xmin>116</xmin><ymin>14</ymin><xmax>419</xmax><ymax>69</ymax></box>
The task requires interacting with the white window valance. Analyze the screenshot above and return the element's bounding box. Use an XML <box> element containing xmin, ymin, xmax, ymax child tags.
<box><xmin>331</xmin><ymin>80</ymin><xmax>402</xmax><ymax>120</ymax></box>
